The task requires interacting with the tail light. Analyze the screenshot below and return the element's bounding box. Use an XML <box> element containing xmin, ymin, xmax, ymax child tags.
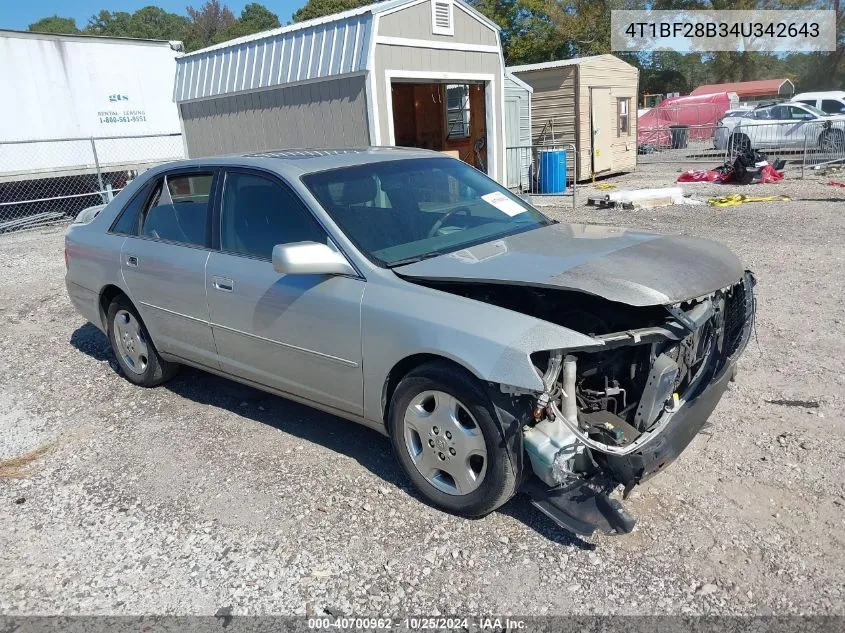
<box><xmin>64</xmin><ymin>243</ymin><xmax>69</xmax><ymax>270</ymax></box>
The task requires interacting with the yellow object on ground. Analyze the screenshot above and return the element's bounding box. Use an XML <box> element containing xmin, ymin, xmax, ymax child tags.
<box><xmin>707</xmin><ymin>194</ymin><xmax>791</xmax><ymax>208</ymax></box>
<box><xmin>594</xmin><ymin>183</ymin><xmax>617</xmax><ymax>190</ymax></box>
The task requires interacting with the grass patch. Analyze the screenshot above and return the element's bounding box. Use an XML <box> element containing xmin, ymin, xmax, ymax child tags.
<box><xmin>0</xmin><ymin>443</ymin><xmax>53</xmax><ymax>479</ymax></box>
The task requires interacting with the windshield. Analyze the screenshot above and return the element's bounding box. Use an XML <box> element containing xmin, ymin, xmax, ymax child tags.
<box><xmin>302</xmin><ymin>158</ymin><xmax>551</xmax><ymax>267</ymax></box>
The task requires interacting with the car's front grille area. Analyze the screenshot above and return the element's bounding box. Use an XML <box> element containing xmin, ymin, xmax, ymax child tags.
<box><xmin>721</xmin><ymin>276</ymin><xmax>752</xmax><ymax>359</ymax></box>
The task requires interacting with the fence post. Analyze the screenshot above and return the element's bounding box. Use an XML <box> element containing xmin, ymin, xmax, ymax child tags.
<box><xmin>90</xmin><ymin>137</ymin><xmax>106</xmax><ymax>202</ymax></box>
<box><xmin>802</xmin><ymin>130</ymin><xmax>808</xmax><ymax>180</ymax></box>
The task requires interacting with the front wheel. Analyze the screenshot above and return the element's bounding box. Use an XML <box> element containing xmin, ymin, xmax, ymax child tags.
<box><xmin>388</xmin><ymin>362</ymin><xmax>521</xmax><ymax>517</ymax></box>
<box><xmin>106</xmin><ymin>294</ymin><xmax>178</xmax><ymax>387</ymax></box>
<box><xmin>819</xmin><ymin>129</ymin><xmax>845</xmax><ymax>152</ymax></box>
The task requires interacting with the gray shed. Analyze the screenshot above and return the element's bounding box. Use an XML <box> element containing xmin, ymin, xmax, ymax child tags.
<box><xmin>173</xmin><ymin>0</ymin><xmax>506</xmax><ymax>182</ymax></box>
<box><xmin>504</xmin><ymin>72</ymin><xmax>532</xmax><ymax>188</ymax></box>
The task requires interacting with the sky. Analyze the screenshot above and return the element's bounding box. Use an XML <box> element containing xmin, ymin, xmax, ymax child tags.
<box><xmin>0</xmin><ymin>0</ymin><xmax>303</xmax><ymax>31</ymax></box>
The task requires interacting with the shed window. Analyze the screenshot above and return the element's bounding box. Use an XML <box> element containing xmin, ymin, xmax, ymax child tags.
<box><xmin>432</xmin><ymin>0</ymin><xmax>454</xmax><ymax>36</ymax></box>
<box><xmin>445</xmin><ymin>85</ymin><xmax>471</xmax><ymax>139</ymax></box>
<box><xmin>617</xmin><ymin>98</ymin><xmax>630</xmax><ymax>136</ymax></box>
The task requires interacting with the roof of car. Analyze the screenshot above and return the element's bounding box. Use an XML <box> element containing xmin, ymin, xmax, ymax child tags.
<box><xmin>792</xmin><ymin>91</ymin><xmax>845</xmax><ymax>100</ymax></box>
<box><xmin>154</xmin><ymin>147</ymin><xmax>443</xmax><ymax>177</ymax></box>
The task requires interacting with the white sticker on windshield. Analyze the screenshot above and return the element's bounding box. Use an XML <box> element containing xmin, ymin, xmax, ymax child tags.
<box><xmin>481</xmin><ymin>191</ymin><xmax>527</xmax><ymax>217</ymax></box>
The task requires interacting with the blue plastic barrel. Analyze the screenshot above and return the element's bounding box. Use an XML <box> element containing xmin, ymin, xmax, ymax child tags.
<box><xmin>538</xmin><ymin>149</ymin><xmax>567</xmax><ymax>194</ymax></box>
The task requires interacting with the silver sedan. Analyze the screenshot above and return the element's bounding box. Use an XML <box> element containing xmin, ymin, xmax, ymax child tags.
<box><xmin>65</xmin><ymin>148</ymin><xmax>754</xmax><ymax>535</ymax></box>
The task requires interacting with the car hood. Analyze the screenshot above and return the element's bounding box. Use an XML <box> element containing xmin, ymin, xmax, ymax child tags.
<box><xmin>393</xmin><ymin>223</ymin><xmax>744</xmax><ymax>307</ymax></box>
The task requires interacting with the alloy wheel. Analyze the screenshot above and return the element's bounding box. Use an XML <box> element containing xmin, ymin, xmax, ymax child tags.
<box><xmin>402</xmin><ymin>390</ymin><xmax>487</xmax><ymax>496</ymax></box>
<box><xmin>112</xmin><ymin>309</ymin><xmax>149</xmax><ymax>375</ymax></box>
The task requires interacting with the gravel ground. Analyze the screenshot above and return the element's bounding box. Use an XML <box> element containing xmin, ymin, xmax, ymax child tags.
<box><xmin>0</xmin><ymin>161</ymin><xmax>843</xmax><ymax>616</ymax></box>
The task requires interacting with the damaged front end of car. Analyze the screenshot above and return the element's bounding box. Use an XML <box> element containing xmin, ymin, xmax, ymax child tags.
<box><xmin>515</xmin><ymin>271</ymin><xmax>756</xmax><ymax>535</ymax></box>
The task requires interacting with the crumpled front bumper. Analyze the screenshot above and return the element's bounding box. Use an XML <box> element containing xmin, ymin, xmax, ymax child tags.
<box><xmin>525</xmin><ymin>271</ymin><xmax>756</xmax><ymax>536</ymax></box>
<box><xmin>604</xmin><ymin>270</ymin><xmax>755</xmax><ymax>487</ymax></box>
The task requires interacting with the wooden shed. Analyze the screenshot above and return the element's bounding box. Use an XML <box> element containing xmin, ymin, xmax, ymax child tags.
<box><xmin>507</xmin><ymin>55</ymin><xmax>639</xmax><ymax>181</ymax></box>
<box><xmin>173</xmin><ymin>0</ymin><xmax>507</xmax><ymax>182</ymax></box>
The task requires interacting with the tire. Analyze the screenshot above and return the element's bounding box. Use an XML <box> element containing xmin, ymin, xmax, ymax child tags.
<box><xmin>819</xmin><ymin>129</ymin><xmax>845</xmax><ymax>152</ymax></box>
<box><xmin>728</xmin><ymin>133</ymin><xmax>751</xmax><ymax>154</ymax></box>
<box><xmin>106</xmin><ymin>294</ymin><xmax>178</xmax><ymax>387</ymax></box>
<box><xmin>388</xmin><ymin>361</ymin><xmax>521</xmax><ymax>517</ymax></box>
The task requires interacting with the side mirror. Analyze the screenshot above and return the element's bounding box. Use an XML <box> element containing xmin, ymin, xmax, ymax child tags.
<box><xmin>272</xmin><ymin>241</ymin><xmax>356</xmax><ymax>276</ymax></box>
<box><xmin>804</xmin><ymin>114</ymin><xmax>815</xmax><ymax>120</ymax></box>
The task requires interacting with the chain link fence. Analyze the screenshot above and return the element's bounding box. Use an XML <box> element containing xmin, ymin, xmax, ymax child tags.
<box><xmin>637</xmin><ymin>114</ymin><xmax>845</xmax><ymax>176</ymax></box>
<box><xmin>637</xmin><ymin>123</ymin><xmax>729</xmax><ymax>165</ymax></box>
<box><xmin>0</xmin><ymin>134</ymin><xmax>184</xmax><ymax>233</ymax></box>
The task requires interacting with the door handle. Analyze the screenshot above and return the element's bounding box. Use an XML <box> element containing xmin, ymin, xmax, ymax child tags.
<box><xmin>126</xmin><ymin>255</ymin><xmax>138</xmax><ymax>267</ymax></box>
<box><xmin>212</xmin><ymin>276</ymin><xmax>234</xmax><ymax>292</ymax></box>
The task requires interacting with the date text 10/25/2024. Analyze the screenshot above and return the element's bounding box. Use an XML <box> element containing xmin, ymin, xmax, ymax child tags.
<box><xmin>307</xmin><ymin>617</ymin><xmax>527</xmax><ymax>630</ymax></box>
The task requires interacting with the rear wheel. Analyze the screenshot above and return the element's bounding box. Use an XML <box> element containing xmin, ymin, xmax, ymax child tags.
<box><xmin>728</xmin><ymin>133</ymin><xmax>751</xmax><ymax>154</ymax></box>
<box><xmin>106</xmin><ymin>294</ymin><xmax>178</xmax><ymax>387</ymax></box>
<box><xmin>388</xmin><ymin>362</ymin><xmax>521</xmax><ymax>517</ymax></box>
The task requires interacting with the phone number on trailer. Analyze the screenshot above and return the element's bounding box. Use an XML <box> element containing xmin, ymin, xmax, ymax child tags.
<box><xmin>98</xmin><ymin>115</ymin><xmax>148</xmax><ymax>124</ymax></box>
<box><xmin>625</xmin><ymin>21</ymin><xmax>820</xmax><ymax>39</ymax></box>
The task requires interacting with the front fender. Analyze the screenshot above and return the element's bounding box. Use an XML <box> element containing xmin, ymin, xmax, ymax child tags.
<box><xmin>360</xmin><ymin>280</ymin><xmax>602</xmax><ymax>424</ymax></box>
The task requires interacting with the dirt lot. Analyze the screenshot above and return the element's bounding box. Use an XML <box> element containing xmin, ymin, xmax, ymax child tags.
<box><xmin>0</xmin><ymin>162</ymin><xmax>843</xmax><ymax>616</ymax></box>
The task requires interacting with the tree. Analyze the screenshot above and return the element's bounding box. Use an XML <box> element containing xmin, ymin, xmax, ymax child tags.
<box><xmin>292</xmin><ymin>0</ymin><xmax>370</xmax><ymax>23</ymax></box>
<box><xmin>85</xmin><ymin>11</ymin><xmax>135</xmax><ymax>37</ymax></box>
<box><xmin>186</xmin><ymin>0</ymin><xmax>237</xmax><ymax>49</ymax></box>
<box><xmin>123</xmin><ymin>6</ymin><xmax>190</xmax><ymax>40</ymax></box>
<box><xmin>214</xmin><ymin>3</ymin><xmax>281</xmax><ymax>43</ymax></box>
<box><xmin>28</xmin><ymin>16</ymin><xmax>79</xmax><ymax>34</ymax></box>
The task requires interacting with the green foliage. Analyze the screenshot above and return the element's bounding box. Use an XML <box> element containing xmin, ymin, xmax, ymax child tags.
<box><xmin>28</xmin><ymin>16</ymin><xmax>80</xmax><ymax>34</ymax></box>
<box><xmin>292</xmin><ymin>0</ymin><xmax>371</xmax><ymax>23</ymax></box>
<box><xmin>185</xmin><ymin>0</ymin><xmax>237</xmax><ymax>49</ymax></box>
<box><xmin>215</xmin><ymin>3</ymin><xmax>282</xmax><ymax>43</ymax></box>
<box><xmin>125</xmin><ymin>7</ymin><xmax>190</xmax><ymax>40</ymax></box>
<box><xmin>77</xmin><ymin>2</ymin><xmax>280</xmax><ymax>51</ymax></box>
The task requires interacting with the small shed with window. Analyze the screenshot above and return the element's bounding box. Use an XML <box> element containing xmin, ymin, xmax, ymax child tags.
<box><xmin>507</xmin><ymin>55</ymin><xmax>639</xmax><ymax>181</ymax></box>
<box><xmin>173</xmin><ymin>0</ymin><xmax>507</xmax><ymax>183</ymax></box>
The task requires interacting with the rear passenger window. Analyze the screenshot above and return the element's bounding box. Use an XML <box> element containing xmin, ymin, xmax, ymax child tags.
<box><xmin>821</xmin><ymin>99</ymin><xmax>845</xmax><ymax>114</ymax></box>
<box><xmin>110</xmin><ymin>182</ymin><xmax>152</xmax><ymax>236</ymax></box>
<box><xmin>220</xmin><ymin>172</ymin><xmax>326</xmax><ymax>260</ymax></box>
<box><xmin>141</xmin><ymin>173</ymin><xmax>212</xmax><ymax>246</ymax></box>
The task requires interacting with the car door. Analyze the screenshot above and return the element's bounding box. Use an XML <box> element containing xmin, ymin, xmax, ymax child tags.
<box><xmin>779</xmin><ymin>105</ymin><xmax>816</xmax><ymax>147</ymax></box>
<box><xmin>205</xmin><ymin>168</ymin><xmax>365</xmax><ymax>416</ymax></box>
<box><xmin>120</xmin><ymin>169</ymin><xmax>220</xmax><ymax>369</ymax></box>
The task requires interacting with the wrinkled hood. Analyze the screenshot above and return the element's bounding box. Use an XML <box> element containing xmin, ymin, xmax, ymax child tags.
<box><xmin>394</xmin><ymin>223</ymin><xmax>744</xmax><ymax>307</ymax></box>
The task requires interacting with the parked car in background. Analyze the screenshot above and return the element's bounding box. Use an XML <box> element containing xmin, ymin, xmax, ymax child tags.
<box><xmin>714</xmin><ymin>101</ymin><xmax>845</xmax><ymax>152</ymax></box>
<box><xmin>792</xmin><ymin>91</ymin><xmax>845</xmax><ymax>115</ymax></box>
<box><xmin>64</xmin><ymin>149</ymin><xmax>754</xmax><ymax>536</ymax></box>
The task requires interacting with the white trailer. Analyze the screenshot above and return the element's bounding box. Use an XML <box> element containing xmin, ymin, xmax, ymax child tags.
<box><xmin>0</xmin><ymin>30</ymin><xmax>185</xmax><ymax>181</ymax></box>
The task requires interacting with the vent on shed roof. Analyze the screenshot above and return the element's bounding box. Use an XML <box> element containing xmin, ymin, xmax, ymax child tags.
<box><xmin>432</xmin><ymin>0</ymin><xmax>454</xmax><ymax>36</ymax></box>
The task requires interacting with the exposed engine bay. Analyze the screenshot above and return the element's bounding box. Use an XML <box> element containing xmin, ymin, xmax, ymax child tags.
<box><xmin>411</xmin><ymin>271</ymin><xmax>756</xmax><ymax>535</ymax></box>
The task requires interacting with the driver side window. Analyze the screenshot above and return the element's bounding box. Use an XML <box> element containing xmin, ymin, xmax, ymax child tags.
<box><xmin>787</xmin><ymin>106</ymin><xmax>811</xmax><ymax>120</ymax></box>
<box><xmin>220</xmin><ymin>171</ymin><xmax>327</xmax><ymax>260</ymax></box>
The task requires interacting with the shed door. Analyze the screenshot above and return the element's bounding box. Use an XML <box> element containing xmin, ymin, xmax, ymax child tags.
<box><xmin>505</xmin><ymin>97</ymin><xmax>523</xmax><ymax>188</ymax></box>
<box><xmin>590</xmin><ymin>88</ymin><xmax>613</xmax><ymax>174</ymax></box>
